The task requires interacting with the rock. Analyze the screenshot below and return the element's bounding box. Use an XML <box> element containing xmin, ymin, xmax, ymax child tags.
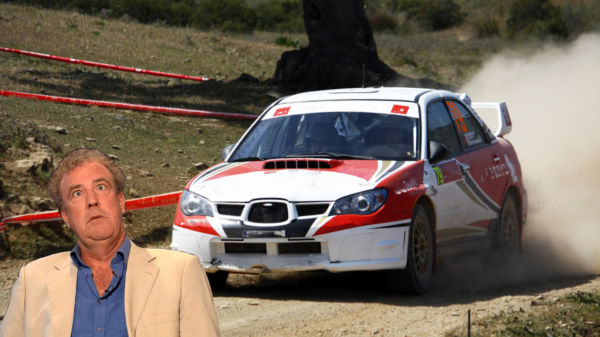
<box><xmin>54</xmin><ymin>126</ymin><xmax>67</xmax><ymax>134</ymax></box>
<box><xmin>154</xmin><ymin>148</ymin><xmax>161</xmax><ymax>153</ymax></box>
<box><xmin>184</xmin><ymin>59</ymin><xmax>191</xmax><ymax>63</ymax></box>
<box><xmin>133</xmin><ymin>237</ymin><xmax>145</xmax><ymax>244</ymax></box>
<box><xmin>84</xmin><ymin>115</ymin><xmax>94</xmax><ymax>121</ymax></box>
<box><xmin>247</xmin><ymin>302</ymin><xmax>260</xmax><ymax>306</ymax></box>
<box><xmin>129</xmin><ymin>188</ymin><xmax>141</xmax><ymax>198</ymax></box>
<box><xmin>140</xmin><ymin>171</ymin><xmax>153</xmax><ymax>177</ymax></box>
<box><xmin>112</xmin><ymin>145</ymin><xmax>121</xmax><ymax>150</ymax></box>
<box><xmin>25</xmin><ymin>136</ymin><xmax>39</xmax><ymax>145</ymax></box>
<box><xmin>168</xmin><ymin>78</ymin><xmax>182</xmax><ymax>86</ymax></box>
<box><xmin>177</xmin><ymin>149</ymin><xmax>183</xmax><ymax>153</ymax></box>
<box><xmin>160</xmin><ymin>163</ymin><xmax>170</xmax><ymax>168</ymax></box>
<box><xmin>13</xmin><ymin>203</ymin><xmax>34</xmax><ymax>215</ymax></box>
<box><xmin>199</xmin><ymin>140</ymin><xmax>206</xmax><ymax>145</ymax></box>
<box><xmin>108</xmin><ymin>154</ymin><xmax>119</xmax><ymax>161</ymax></box>
<box><xmin>30</xmin><ymin>197</ymin><xmax>55</xmax><ymax>211</ymax></box>
<box><xmin>451</xmin><ymin>312</ymin><xmax>460</xmax><ymax>316</ymax></box>
<box><xmin>12</xmin><ymin>159</ymin><xmax>38</xmax><ymax>175</ymax></box>
<box><xmin>29</xmin><ymin>151</ymin><xmax>54</xmax><ymax>172</ymax></box>
<box><xmin>193</xmin><ymin>162</ymin><xmax>209</xmax><ymax>171</ymax></box>
<box><xmin>197</xmin><ymin>128</ymin><xmax>203</xmax><ymax>133</ymax></box>
<box><xmin>86</xmin><ymin>138</ymin><xmax>96</xmax><ymax>142</ymax></box>
<box><xmin>64</xmin><ymin>143</ymin><xmax>71</xmax><ymax>147</ymax></box>
<box><xmin>113</xmin><ymin>126</ymin><xmax>122</xmax><ymax>130</ymax></box>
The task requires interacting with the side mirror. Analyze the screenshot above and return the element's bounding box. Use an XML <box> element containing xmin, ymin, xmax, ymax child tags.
<box><xmin>221</xmin><ymin>144</ymin><xmax>236</xmax><ymax>161</ymax></box>
<box><xmin>429</xmin><ymin>141</ymin><xmax>449</xmax><ymax>164</ymax></box>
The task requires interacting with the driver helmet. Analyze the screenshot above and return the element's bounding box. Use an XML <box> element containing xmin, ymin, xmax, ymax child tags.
<box><xmin>305</xmin><ymin>122</ymin><xmax>339</xmax><ymax>152</ymax></box>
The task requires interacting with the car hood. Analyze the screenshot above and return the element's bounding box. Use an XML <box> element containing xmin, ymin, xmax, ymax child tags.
<box><xmin>188</xmin><ymin>160</ymin><xmax>408</xmax><ymax>202</ymax></box>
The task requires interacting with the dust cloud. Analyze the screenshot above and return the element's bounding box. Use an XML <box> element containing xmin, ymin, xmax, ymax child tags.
<box><xmin>433</xmin><ymin>33</ymin><xmax>600</xmax><ymax>293</ymax></box>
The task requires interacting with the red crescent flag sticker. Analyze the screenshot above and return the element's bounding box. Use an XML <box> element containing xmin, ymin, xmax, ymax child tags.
<box><xmin>391</xmin><ymin>105</ymin><xmax>409</xmax><ymax>114</ymax></box>
<box><xmin>274</xmin><ymin>107</ymin><xmax>291</xmax><ymax>116</ymax></box>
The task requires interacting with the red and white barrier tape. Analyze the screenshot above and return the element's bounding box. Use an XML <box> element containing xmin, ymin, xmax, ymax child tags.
<box><xmin>0</xmin><ymin>191</ymin><xmax>183</xmax><ymax>228</ymax></box>
<box><xmin>1</xmin><ymin>47</ymin><xmax>213</xmax><ymax>82</ymax></box>
<box><xmin>0</xmin><ymin>90</ymin><xmax>258</xmax><ymax>120</ymax></box>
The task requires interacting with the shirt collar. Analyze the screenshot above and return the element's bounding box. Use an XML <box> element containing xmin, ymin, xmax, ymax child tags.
<box><xmin>70</xmin><ymin>236</ymin><xmax>132</xmax><ymax>269</ymax></box>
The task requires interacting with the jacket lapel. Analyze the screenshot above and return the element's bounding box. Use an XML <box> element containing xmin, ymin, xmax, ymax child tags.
<box><xmin>47</xmin><ymin>258</ymin><xmax>77</xmax><ymax>337</ymax></box>
<box><xmin>125</xmin><ymin>243</ymin><xmax>159</xmax><ymax>336</ymax></box>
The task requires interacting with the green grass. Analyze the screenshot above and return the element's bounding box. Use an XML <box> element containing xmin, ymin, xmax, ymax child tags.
<box><xmin>446</xmin><ymin>291</ymin><xmax>600</xmax><ymax>337</ymax></box>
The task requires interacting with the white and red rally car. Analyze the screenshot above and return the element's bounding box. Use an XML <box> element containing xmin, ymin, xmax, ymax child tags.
<box><xmin>171</xmin><ymin>87</ymin><xmax>527</xmax><ymax>294</ymax></box>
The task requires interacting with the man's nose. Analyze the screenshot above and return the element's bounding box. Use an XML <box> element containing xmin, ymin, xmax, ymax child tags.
<box><xmin>86</xmin><ymin>189</ymin><xmax>99</xmax><ymax>208</ymax></box>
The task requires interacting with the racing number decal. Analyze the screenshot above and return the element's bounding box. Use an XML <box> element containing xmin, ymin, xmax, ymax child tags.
<box><xmin>432</xmin><ymin>166</ymin><xmax>444</xmax><ymax>185</ymax></box>
<box><xmin>446</xmin><ymin>102</ymin><xmax>467</xmax><ymax>133</ymax></box>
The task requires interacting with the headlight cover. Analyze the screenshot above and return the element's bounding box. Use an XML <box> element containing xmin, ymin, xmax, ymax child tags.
<box><xmin>330</xmin><ymin>188</ymin><xmax>388</xmax><ymax>216</ymax></box>
<box><xmin>180</xmin><ymin>190</ymin><xmax>213</xmax><ymax>217</ymax></box>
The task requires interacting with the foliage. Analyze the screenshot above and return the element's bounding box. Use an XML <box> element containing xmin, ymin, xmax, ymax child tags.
<box><xmin>275</xmin><ymin>36</ymin><xmax>300</xmax><ymax>48</ymax></box>
<box><xmin>11</xmin><ymin>126</ymin><xmax>29</xmax><ymax>149</ymax></box>
<box><xmin>256</xmin><ymin>0</ymin><xmax>304</xmax><ymax>33</ymax></box>
<box><xmin>367</xmin><ymin>12</ymin><xmax>399</xmax><ymax>32</ymax></box>
<box><xmin>390</xmin><ymin>0</ymin><xmax>464</xmax><ymax>31</ymax></box>
<box><xmin>506</xmin><ymin>0</ymin><xmax>569</xmax><ymax>39</ymax></box>
<box><xmin>473</xmin><ymin>16</ymin><xmax>500</xmax><ymax>38</ymax></box>
<box><xmin>190</xmin><ymin>0</ymin><xmax>257</xmax><ymax>33</ymax></box>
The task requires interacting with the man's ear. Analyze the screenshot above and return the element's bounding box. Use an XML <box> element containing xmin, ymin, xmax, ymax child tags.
<box><xmin>118</xmin><ymin>192</ymin><xmax>126</xmax><ymax>214</ymax></box>
<box><xmin>61</xmin><ymin>208</ymin><xmax>71</xmax><ymax>229</ymax></box>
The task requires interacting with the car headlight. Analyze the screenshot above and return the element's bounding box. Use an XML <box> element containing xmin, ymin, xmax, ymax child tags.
<box><xmin>180</xmin><ymin>190</ymin><xmax>214</xmax><ymax>217</ymax></box>
<box><xmin>330</xmin><ymin>188</ymin><xmax>388</xmax><ymax>215</ymax></box>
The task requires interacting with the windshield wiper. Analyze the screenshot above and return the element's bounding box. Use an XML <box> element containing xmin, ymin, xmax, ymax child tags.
<box><xmin>286</xmin><ymin>152</ymin><xmax>376</xmax><ymax>160</ymax></box>
<box><xmin>230</xmin><ymin>156</ymin><xmax>267</xmax><ymax>162</ymax></box>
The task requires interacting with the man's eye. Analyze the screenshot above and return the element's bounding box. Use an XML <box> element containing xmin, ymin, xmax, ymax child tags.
<box><xmin>73</xmin><ymin>191</ymin><xmax>82</xmax><ymax>197</ymax></box>
<box><xmin>98</xmin><ymin>185</ymin><xmax>105</xmax><ymax>191</ymax></box>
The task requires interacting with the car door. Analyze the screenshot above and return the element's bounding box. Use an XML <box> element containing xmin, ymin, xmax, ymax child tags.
<box><xmin>446</xmin><ymin>100</ymin><xmax>507</xmax><ymax>231</ymax></box>
<box><xmin>424</xmin><ymin>101</ymin><xmax>475</xmax><ymax>243</ymax></box>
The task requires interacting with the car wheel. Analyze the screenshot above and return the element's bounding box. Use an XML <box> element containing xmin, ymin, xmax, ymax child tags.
<box><xmin>495</xmin><ymin>193</ymin><xmax>520</xmax><ymax>257</ymax></box>
<box><xmin>385</xmin><ymin>204</ymin><xmax>433</xmax><ymax>295</ymax></box>
<box><xmin>206</xmin><ymin>270</ymin><xmax>229</xmax><ymax>292</ymax></box>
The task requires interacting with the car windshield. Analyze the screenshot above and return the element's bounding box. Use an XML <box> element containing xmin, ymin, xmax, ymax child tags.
<box><xmin>230</xmin><ymin>111</ymin><xmax>419</xmax><ymax>161</ymax></box>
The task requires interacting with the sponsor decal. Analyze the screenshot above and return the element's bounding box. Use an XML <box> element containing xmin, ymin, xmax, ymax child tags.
<box><xmin>463</xmin><ymin>131</ymin><xmax>483</xmax><ymax>147</ymax></box>
<box><xmin>274</xmin><ymin>107</ymin><xmax>291</xmax><ymax>117</ymax></box>
<box><xmin>484</xmin><ymin>163</ymin><xmax>509</xmax><ymax>180</ymax></box>
<box><xmin>394</xmin><ymin>178</ymin><xmax>420</xmax><ymax>195</ymax></box>
<box><xmin>501</xmin><ymin>105</ymin><xmax>512</xmax><ymax>126</ymax></box>
<box><xmin>446</xmin><ymin>101</ymin><xmax>467</xmax><ymax>133</ymax></box>
<box><xmin>432</xmin><ymin>166</ymin><xmax>444</xmax><ymax>185</ymax></box>
<box><xmin>391</xmin><ymin>104</ymin><xmax>410</xmax><ymax>115</ymax></box>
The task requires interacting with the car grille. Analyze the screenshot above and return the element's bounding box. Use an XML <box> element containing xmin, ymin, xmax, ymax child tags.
<box><xmin>224</xmin><ymin>243</ymin><xmax>266</xmax><ymax>254</ymax></box>
<box><xmin>217</xmin><ymin>204</ymin><xmax>245</xmax><ymax>216</ymax></box>
<box><xmin>278</xmin><ymin>242</ymin><xmax>321</xmax><ymax>254</ymax></box>
<box><xmin>248</xmin><ymin>202</ymin><xmax>288</xmax><ymax>223</ymax></box>
<box><xmin>263</xmin><ymin>160</ymin><xmax>332</xmax><ymax>170</ymax></box>
<box><xmin>296</xmin><ymin>204</ymin><xmax>329</xmax><ymax>216</ymax></box>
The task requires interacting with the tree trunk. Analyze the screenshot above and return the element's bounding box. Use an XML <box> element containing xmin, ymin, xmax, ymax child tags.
<box><xmin>272</xmin><ymin>0</ymin><xmax>453</xmax><ymax>93</ymax></box>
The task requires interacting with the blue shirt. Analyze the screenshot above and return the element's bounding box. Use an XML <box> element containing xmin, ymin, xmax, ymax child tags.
<box><xmin>70</xmin><ymin>237</ymin><xmax>131</xmax><ymax>337</ymax></box>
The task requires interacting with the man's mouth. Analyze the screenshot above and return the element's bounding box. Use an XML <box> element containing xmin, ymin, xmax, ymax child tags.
<box><xmin>88</xmin><ymin>215</ymin><xmax>106</xmax><ymax>223</ymax></box>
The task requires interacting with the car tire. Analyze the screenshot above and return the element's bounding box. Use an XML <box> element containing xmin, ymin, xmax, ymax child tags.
<box><xmin>494</xmin><ymin>193</ymin><xmax>520</xmax><ymax>257</ymax></box>
<box><xmin>385</xmin><ymin>204</ymin><xmax>433</xmax><ymax>295</ymax></box>
<box><xmin>206</xmin><ymin>270</ymin><xmax>229</xmax><ymax>292</ymax></box>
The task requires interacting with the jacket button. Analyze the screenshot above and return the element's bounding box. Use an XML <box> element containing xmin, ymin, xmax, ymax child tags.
<box><xmin>97</xmin><ymin>328</ymin><xmax>102</xmax><ymax>332</ymax></box>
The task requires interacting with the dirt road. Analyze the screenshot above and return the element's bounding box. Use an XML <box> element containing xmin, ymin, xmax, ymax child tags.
<box><xmin>3</xmin><ymin>255</ymin><xmax>597</xmax><ymax>337</ymax></box>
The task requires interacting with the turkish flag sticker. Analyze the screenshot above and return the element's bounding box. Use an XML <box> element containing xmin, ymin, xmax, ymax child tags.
<box><xmin>274</xmin><ymin>107</ymin><xmax>291</xmax><ymax>117</ymax></box>
<box><xmin>391</xmin><ymin>105</ymin><xmax>409</xmax><ymax>114</ymax></box>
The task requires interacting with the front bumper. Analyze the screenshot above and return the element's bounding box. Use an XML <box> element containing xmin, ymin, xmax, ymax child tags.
<box><xmin>171</xmin><ymin>224</ymin><xmax>409</xmax><ymax>274</ymax></box>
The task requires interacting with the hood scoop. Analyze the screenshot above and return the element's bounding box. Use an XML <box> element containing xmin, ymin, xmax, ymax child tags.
<box><xmin>263</xmin><ymin>159</ymin><xmax>343</xmax><ymax>170</ymax></box>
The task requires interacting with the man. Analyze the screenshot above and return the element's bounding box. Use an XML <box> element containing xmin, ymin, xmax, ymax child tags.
<box><xmin>0</xmin><ymin>148</ymin><xmax>220</xmax><ymax>337</ymax></box>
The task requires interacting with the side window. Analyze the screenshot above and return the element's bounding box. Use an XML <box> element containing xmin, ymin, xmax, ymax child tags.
<box><xmin>445</xmin><ymin>100</ymin><xmax>487</xmax><ymax>149</ymax></box>
<box><xmin>427</xmin><ymin>101</ymin><xmax>461</xmax><ymax>154</ymax></box>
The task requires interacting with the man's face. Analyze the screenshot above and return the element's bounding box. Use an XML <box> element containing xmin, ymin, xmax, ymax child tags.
<box><xmin>59</xmin><ymin>161</ymin><xmax>125</xmax><ymax>246</ymax></box>
<box><xmin>310</xmin><ymin>138</ymin><xmax>336</xmax><ymax>153</ymax></box>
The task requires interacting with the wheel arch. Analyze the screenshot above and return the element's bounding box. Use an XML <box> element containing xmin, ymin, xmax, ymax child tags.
<box><xmin>504</xmin><ymin>185</ymin><xmax>523</xmax><ymax>252</ymax></box>
<box><xmin>415</xmin><ymin>195</ymin><xmax>437</xmax><ymax>273</ymax></box>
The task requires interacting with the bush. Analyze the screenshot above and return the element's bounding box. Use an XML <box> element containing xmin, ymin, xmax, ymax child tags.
<box><xmin>256</xmin><ymin>0</ymin><xmax>304</xmax><ymax>33</ymax></box>
<box><xmin>190</xmin><ymin>0</ymin><xmax>257</xmax><ymax>33</ymax></box>
<box><xmin>367</xmin><ymin>12</ymin><xmax>399</xmax><ymax>32</ymax></box>
<box><xmin>275</xmin><ymin>36</ymin><xmax>300</xmax><ymax>48</ymax></box>
<box><xmin>506</xmin><ymin>0</ymin><xmax>569</xmax><ymax>39</ymax></box>
<box><xmin>390</xmin><ymin>0</ymin><xmax>464</xmax><ymax>31</ymax></box>
<box><xmin>473</xmin><ymin>16</ymin><xmax>500</xmax><ymax>38</ymax></box>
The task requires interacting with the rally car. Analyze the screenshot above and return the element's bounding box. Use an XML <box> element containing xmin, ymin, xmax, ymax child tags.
<box><xmin>171</xmin><ymin>87</ymin><xmax>527</xmax><ymax>294</ymax></box>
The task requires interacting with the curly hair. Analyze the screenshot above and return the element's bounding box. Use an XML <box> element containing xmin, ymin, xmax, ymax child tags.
<box><xmin>48</xmin><ymin>148</ymin><xmax>125</xmax><ymax>211</ymax></box>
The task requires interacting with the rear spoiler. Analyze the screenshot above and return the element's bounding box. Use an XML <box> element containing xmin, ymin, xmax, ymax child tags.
<box><xmin>470</xmin><ymin>102</ymin><xmax>512</xmax><ymax>137</ymax></box>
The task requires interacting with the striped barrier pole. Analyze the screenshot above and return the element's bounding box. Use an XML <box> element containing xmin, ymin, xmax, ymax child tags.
<box><xmin>0</xmin><ymin>90</ymin><xmax>258</xmax><ymax>120</ymax></box>
<box><xmin>0</xmin><ymin>47</ymin><xmax>213</xmax><ymax>82</ymax></box>
<box><xmin>0</xmin><ymin>191</ymin><xmax>183</xmax><ymax>225</ymax></box>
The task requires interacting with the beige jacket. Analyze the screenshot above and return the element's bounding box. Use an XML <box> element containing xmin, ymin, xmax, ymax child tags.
<box><xmin>0</xmin><ymin>243</ymin><xmax>220</xmax><ymax>337</ymax></box>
